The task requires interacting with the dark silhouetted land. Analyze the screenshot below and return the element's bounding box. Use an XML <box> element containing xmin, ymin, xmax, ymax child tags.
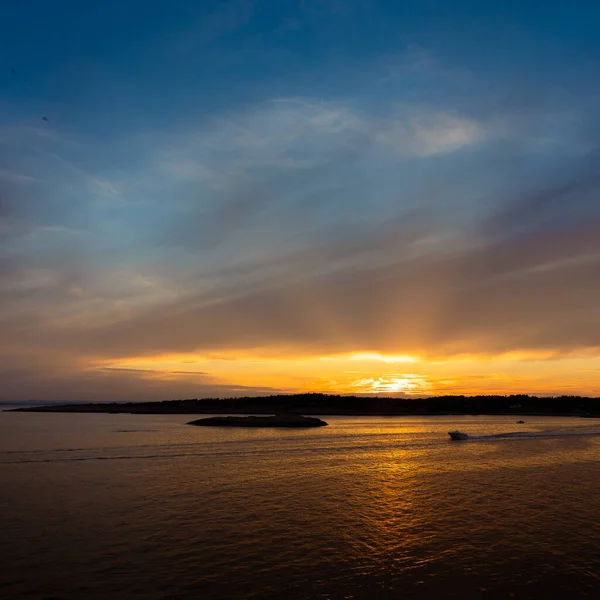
<box><xmin>188</xmin><ymin>414</ymin><xmax>328</xmax><ymax>427</ymax></box>
<box><xmin>8</xmin><ymin>393</ymin><xmax>600</xmax><ymax>416</ymax></box>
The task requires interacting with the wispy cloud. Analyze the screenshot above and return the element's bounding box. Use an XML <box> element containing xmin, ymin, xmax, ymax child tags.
<box><xmin>0</xmin><ymin>170</ymin><xmax>36</xmax><ymax>183</ymax></box>
<box><xmin>3</xmin><ymin>21</ymin><xmax>600</xmax><ymax>401</ymax></box>
<box><xmin>158</xmin><ymin>98</ymin><xmax>487</xmax><ymax>179</ymax></box>
<box><xmin>101</xmin><ymin>367</ymin><xmax>208</xmax><ymax>376</ymax></box>
<box><xmin>376</xmin><ymin>104</ymin><xmax>487</xmax><ymax>157</ymax></box>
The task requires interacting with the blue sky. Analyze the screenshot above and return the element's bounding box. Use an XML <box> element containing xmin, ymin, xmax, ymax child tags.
<box><xmin>2</xmin><ymin>1</ymin><xmax>600</xmax><ymax>400</ymax></box>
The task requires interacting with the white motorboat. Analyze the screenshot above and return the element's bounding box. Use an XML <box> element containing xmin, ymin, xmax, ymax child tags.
<box><xmin>448</xmin><ymin>430</ymin><xmax>469</xmax><ymax>440</ymax></box>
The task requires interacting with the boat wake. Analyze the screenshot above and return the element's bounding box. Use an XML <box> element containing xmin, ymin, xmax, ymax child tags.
<box><xmin>470</xmin><ymin>426</ymin><xmax>600</xmax><ymax>441</ymax></box>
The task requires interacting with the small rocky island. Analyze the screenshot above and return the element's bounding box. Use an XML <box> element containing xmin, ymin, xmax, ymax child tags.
<box><xmin>188</xmin><ymin>414</ymin><xmax>328</xmax><ymax>428</ymax></box>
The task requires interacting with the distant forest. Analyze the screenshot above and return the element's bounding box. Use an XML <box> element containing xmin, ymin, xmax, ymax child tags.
<box><xmin>12</xmin><ymin>393</ymin><xmax>600</xmax><ymax>416</ymax></box>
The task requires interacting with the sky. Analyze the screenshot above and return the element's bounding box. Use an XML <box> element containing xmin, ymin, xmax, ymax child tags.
<box><xmin>2</xmin><ymin>0</ymin><xmax>600</xmax><ymax>402</ymax></box>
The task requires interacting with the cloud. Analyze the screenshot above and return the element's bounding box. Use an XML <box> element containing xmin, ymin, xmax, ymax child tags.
<box><xmin>0</xmin><ymin>170</ymin><xmax>36</xmax><ymax>184</ymax></box>
<box><xmin>4</xmin><ymin>171</ymin><xmax>600</xmax><ymax>366</ymax></box>
<box><xmin>147</xmin><ymin>98</ymin><xmax>491</xmax><ymax>261</ymax></box>
<box><xmin>3</xmin><ymin>55</ymin><xmax>600</xmax><ymax>400</ymax></box>
<box><xmin>485</xmin><ymin>162</ymin><xmax>600</xmax><ymax>239</ymax></box>
<box><xmin>376</xmin><ymin>105</ymin><xmax>487</xmax><ymax>157</ymax></box>
<box><xmin>159</xmin><ymin>99</ymin><xmax>486</xmax><ymax>179</ymax></box>
<box><xmin>0</xmin><ymin>363</ymin><xmax>283</xmax><ymax>402</ymax></box>
<box><xmin>101</xmin><ymin>367</ymin><xmax>208</xmax><ymax>376</ymax></box>
<box><xmin>3</xmin><ymin>95</ymin><xmax>600</xmax><ymax>366</ymax></box>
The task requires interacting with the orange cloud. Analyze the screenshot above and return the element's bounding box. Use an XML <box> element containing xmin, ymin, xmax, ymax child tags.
<box><xmin>90</xmin><ymin>351</ymin><xmax>600</xmax><ymax>398</ymax></box>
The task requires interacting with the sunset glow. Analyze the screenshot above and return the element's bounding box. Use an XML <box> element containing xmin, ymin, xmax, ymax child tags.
<box><xmin>2</xmin><ymin>1</ymin><xmax>600</xmax><ymax>403</ymax></box>
<box><xmin>88</xmin><ymin>351</ymin><xmax>600</xmax><ymax>400</ymax></box>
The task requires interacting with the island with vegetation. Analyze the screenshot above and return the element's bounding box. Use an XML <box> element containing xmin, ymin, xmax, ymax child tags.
<box><xmin>188</xmin><ymin>414</ymin><xmax>328</xmax><ymax>428</ymax></box>
<box><xmin>8</xmin><ymin>393</ymin><xmax>600</xmax><ymax>416</ymax></box>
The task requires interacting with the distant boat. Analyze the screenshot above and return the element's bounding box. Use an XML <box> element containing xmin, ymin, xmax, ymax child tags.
<box><xmin>448</xmin><ymin>430</ymin><xmax>468</xmax><ymax>440</ymax></box>
<box><xmin>516</xmin><ymin>420</ymin><xmax>525</xmax><ymax>424</ymax></box>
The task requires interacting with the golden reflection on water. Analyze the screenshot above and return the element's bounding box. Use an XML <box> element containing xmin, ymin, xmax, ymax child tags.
<box><xmin>2</xmin><ymin>414</ymin><xmax>600</xmax><ymax>599</ymax></box>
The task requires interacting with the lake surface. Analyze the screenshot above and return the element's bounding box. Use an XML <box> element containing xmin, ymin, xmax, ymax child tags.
<box><xmin>2</xmin><ymin>412</ymin><xmax>600</xmax><ymax>599</ymax></box>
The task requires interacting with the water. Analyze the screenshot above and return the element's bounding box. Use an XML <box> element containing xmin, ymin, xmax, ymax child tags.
<box><xmin>2</xmin><ymin>412</ymin><xmax>600</xmax><ymax>599</ymax></box>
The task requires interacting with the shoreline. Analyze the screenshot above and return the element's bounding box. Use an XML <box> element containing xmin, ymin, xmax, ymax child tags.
<box><xmin>6</xmin><ymin>410</ymin><xmax>600</xmax><ymax>419</ymax></box>
<box><xmin>6</xmin><ymin>393</ymin><xmax>600</xmax><ymax>417</ymax></box>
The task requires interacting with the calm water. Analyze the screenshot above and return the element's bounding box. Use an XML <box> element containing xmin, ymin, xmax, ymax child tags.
<box><xmin>2</xmin><ymin>412</ymin><xmax>600</xmax><ymax>599</ymax></box>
